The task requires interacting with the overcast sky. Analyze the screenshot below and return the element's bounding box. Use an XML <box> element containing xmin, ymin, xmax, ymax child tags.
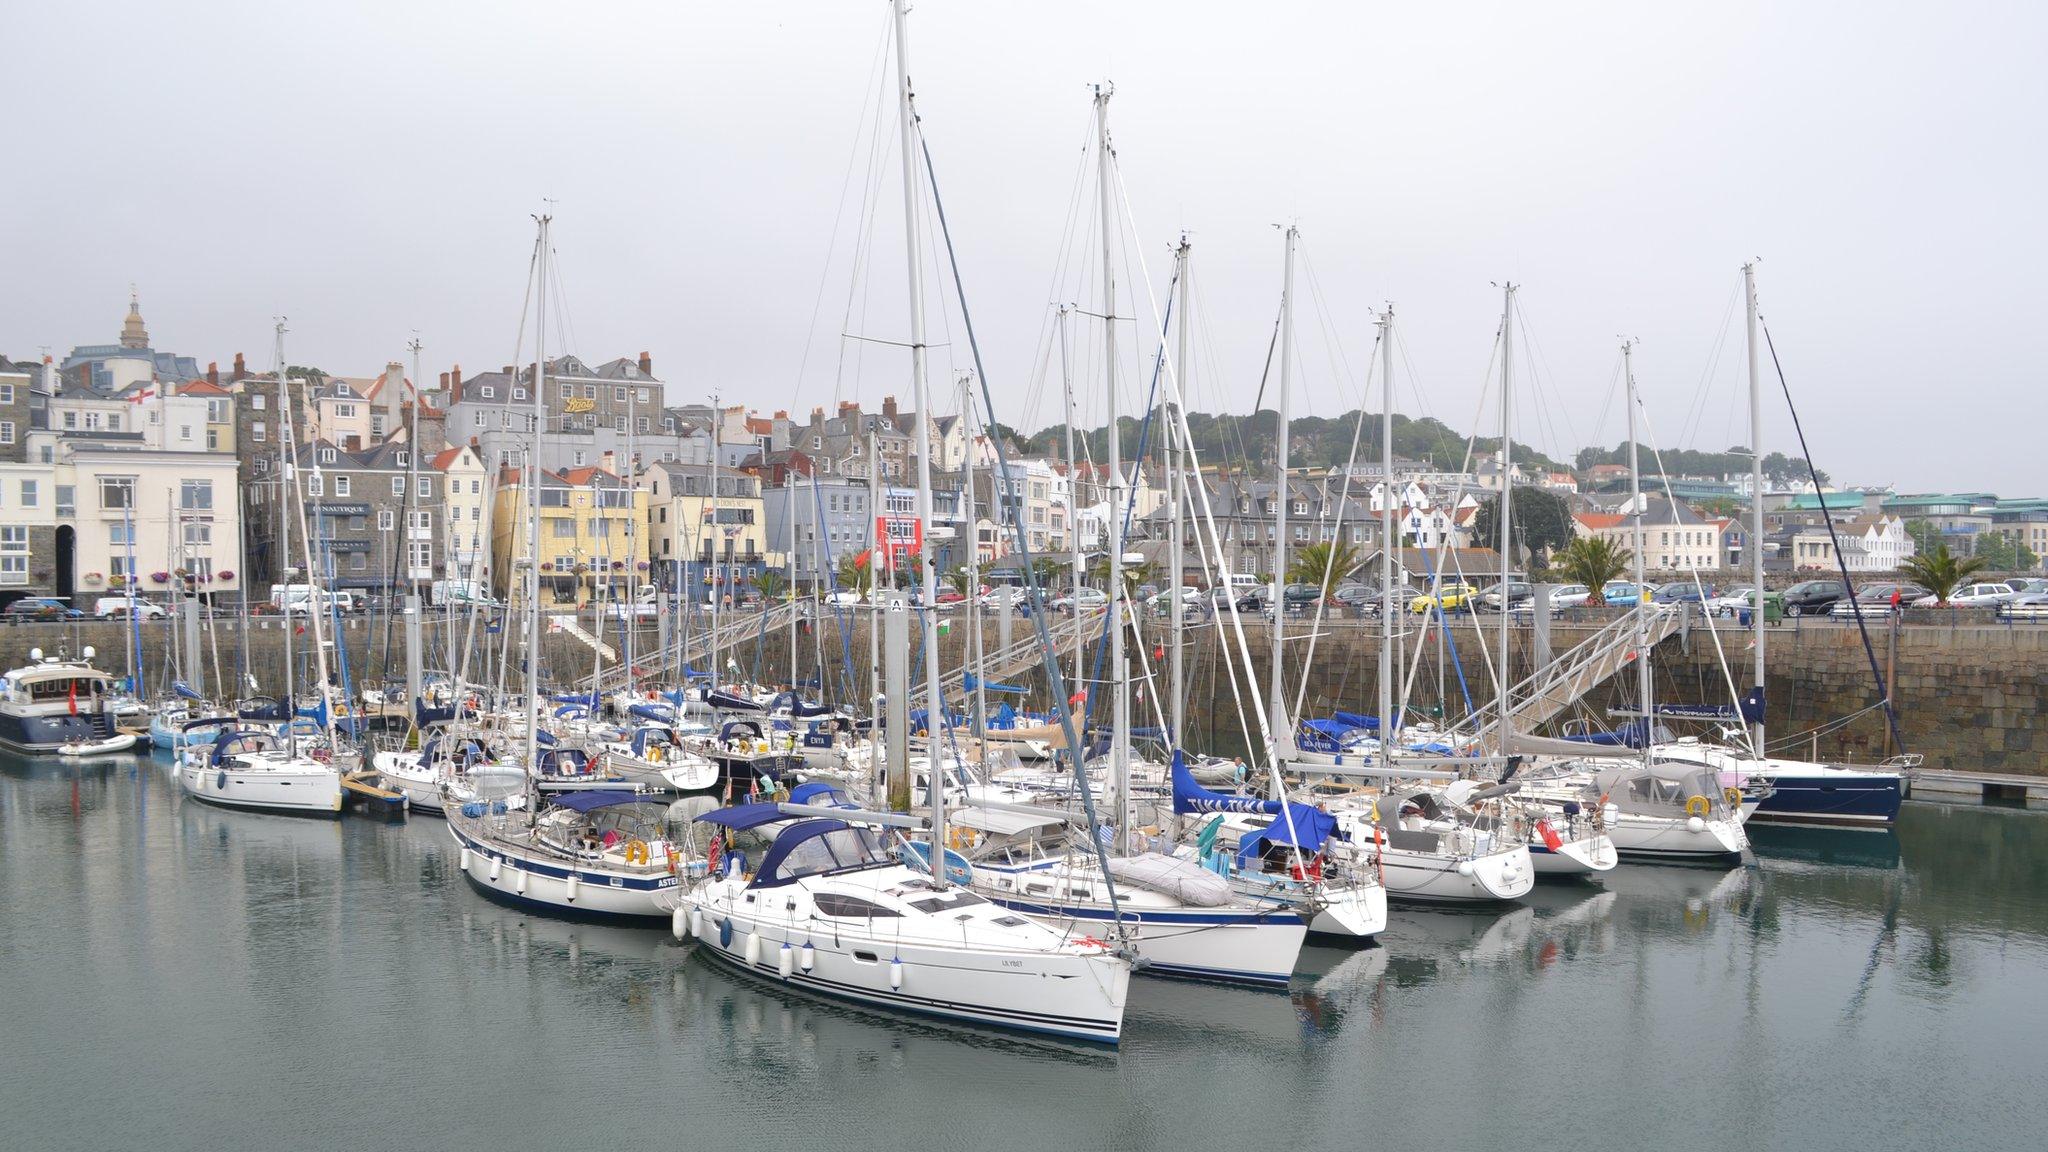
<box><xmin>4</xmin><ymin>1</ymin><xmax>2041</xmax><ymax>493</ymax></box>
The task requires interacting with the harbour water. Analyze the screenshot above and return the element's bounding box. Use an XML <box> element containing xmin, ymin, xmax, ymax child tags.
<box><xmin>3</xmin><ymin>753</ymin><xmax>2041</xmax><ymax>1151</ymax></box>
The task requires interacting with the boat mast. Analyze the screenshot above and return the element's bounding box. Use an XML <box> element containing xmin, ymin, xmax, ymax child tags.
<box><xmin>709</xmin><ymin>392</ymin><xmax>722</xmax><ymax>683</ymax></box>
<box><xmin>524</xmin><ymin>214</ymin><xmax>549</xmax><ymax>812</ymax></box>
<box><xmin>272</xmin><ymin>320</ymin><xmax>298</xmax><ymax>754</ymax></box>
<box><xmin>1268</xmin><ymin>224</ymin><xmax>1296</xmax><ymax>767</ymax></box>
<box><xmin>1624</xmin><ymin>339</ymin><xmax>1651</xmax><ymax>770</ymax></box>
<box><xmin>1377</xmin><ymin>306</ymin><xmax>1394</xmax><ymax>749</ymax></box>
<box><xmin>866</xmin><ymin>422</ymin><xmax>880</xmax><ymax>730</ymax></box>
<box><xmin>1497</xmin><ymin>283</ymin><xmax>1515</xmax><ymax>736</ymax></box>
<box><xmin>1058</xmin><ymin>306</ymin><xmax>1083</xmax><ymax>693</ymax></box>
<box><xmin>406</xmin><ymin>334</ymin><xmax>423</xmax><ymax>714</ymax></box>
<box><xmin>1743</xmin><ymin>262</ymin><xmax>1766</xmax><ymax>755</ymax></box>
<box><xmin>626</xmin><ymin>366</ymin><xmax>638</xmax><ymax>696</ymax></box>
<box><xmin>892</xmin><ymin>0</ymin><xmax>948</xmax><ymax>879</ymax></box>
<box><xmin>960</xmin><ymin>374</ymin><xmax>986</xmax><ymax>764</ymax></box>
<box><xmin>1168</xmin><ymin>236</ymin><xmax>1190</xmax><ymax>746</ymax></box>
<box><xmin>1093</xmin><ymin>83</ymin><xmax>1130</xmax><ymax>844</ymax></box>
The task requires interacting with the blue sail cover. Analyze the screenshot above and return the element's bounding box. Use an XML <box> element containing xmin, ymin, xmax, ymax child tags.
<box><xmin>768</xmin><ymin>691</ymin><xmax>835</xmax><ymax>718</ymax></box>
<box><xmin>627</xmin><ymin>702</ymin><xmax>676</xmax><ymax>723</ymax></box>
<box><xmin>552</xmin><ymin>790</ymin><xmax>658</xmax><ymax>813</ymax></box>
<box><xmin>961</xmin><ymin>673</ymin><xmax>1028</xmax><ymax>694</ymax></box>
<box><xmin>705</xmin><ymin>687</ymin><xmax>765</xmax><ymax>713</ymax></box>
<box><xmin>1333</xmin><ymin>711</ymin><xmax>1381</xmax><ymax>731</ymax></box>
<box><xmin>550</xmin><ymin>691</ymin><xmax>602</xmax><ymax>707</ymax></box>
<box><xmin>787</xmin><ymin>781</ymin><xmax>852</xmax><ymax>807</ymax></box>
<box><xmin>1171</xmin><ymin>751</ymin><xmax>1283</xmax><ymax>816</ymax></box>
<box><xmin>171</xmin><ymin>680</ymin><xmax>205</xmax><ymax>702</ymax></box>
<box><xmin>1234</xmin><ymin>804</ymin><xmax>1339</xmax><ymax>865</ymax></box>
<box><xmin>694</xmin><ymin>801</ymin><xmax>789</xmax><ymax>829</ymax></box>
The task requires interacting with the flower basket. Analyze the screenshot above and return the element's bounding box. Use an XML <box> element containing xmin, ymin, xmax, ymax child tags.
<box><xmin>611</xmin><ymin>560</ymin><xmax>625</xmax><ymax>571</ymax></box>
<box><xmin>109</xmin><ymin>574</ymin><xmax>127</xmax><ymax>588</ymax></box>
<box><xmin>84</xmin><ymin>572</ymin><xmax>104</xmax><ymax>586</ymax></box>
<box><xmin>217</xmin><ymin>569</ymin><xmax>235</xmax><ymax>581</ymax></box>
<box><xmin>635</xmin><ymin>561</ymin><xmax>649</xmax><ymax>571</ymax></box>
<box><xmin>540</xmin><ymin>561</ymin><xmax>554</xmax><ymax>572</ymax></box>
<box><xmin>150</xmin><ymin>571</ymin><xmax>171</xmax><ymax>584</ymax></box>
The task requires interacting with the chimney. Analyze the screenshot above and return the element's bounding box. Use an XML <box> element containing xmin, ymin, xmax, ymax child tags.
<box><xmin>812</xmin><ymin>406</ymin><xmax>824</xmax><ymax>418</ymax></box>
<box><xmin>232</xmin><ymin>352</ymin><xmax>247</xmax><ymax>381</ymax></box>
<box><xmin>773</xmin><ymin>409</ymin><xmax>787</xmax><ymax>420</ymax></box>
<box><xmin>451</xmin><ymin>363</ymin><xmax>461</xmax><ymax>389</ymax></box>
<box><xmin>502</xmin><ymin>365</ymin><xmax>515</xmax><ymax>376</ymax></box>
<box><xmin>206</xmin><ymin>361</ymin><xmax>219</xmax><ymax>386</ymax></box>
<box><xmin>838</xmin><ymin>400</ymin><xmax>858</xmax><ymax>414</ymax></box>
<box><xmin>638</xmin><ymin>351</ymin><xmax>652</xmax><ymax>376</ymax></box>
<box><xmin>600</xmin><ymin>449</ymin><xmax>616</xmax><ymax>474</ymax></box>
<box><xmin>882</xmin><ymin>395</ymin><xmax>898</xmax><ymax>419</ymax></box>
<box><xmin>438</xmin><ymin>371</ymin><xmax>449</xmax><ymax>390</ymax></box>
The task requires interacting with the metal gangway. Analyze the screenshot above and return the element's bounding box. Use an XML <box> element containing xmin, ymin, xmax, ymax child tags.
<box><xmin>1456</xmin><ymin>605</ymin><xmax>1687</xmax><ymax>746</ymax></box>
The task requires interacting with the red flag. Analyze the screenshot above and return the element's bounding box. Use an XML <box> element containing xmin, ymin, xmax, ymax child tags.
<box><xmin>1537</xmin><ymin>819</ymin><xmax>1565</xmax><ymax>852</ymax></box>
<box><xmin>706</xmin><ymin>831</ymin><xmax>725</xmax><ymax>875</ymax></box>
<box><xmin>68</xmin><ymin>681</ymin><xmax>78</xmax><ymax>716</ymax></box>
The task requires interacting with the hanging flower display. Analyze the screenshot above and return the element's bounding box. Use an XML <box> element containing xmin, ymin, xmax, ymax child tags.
<box><xmin>635</xmin><ymin>561</ymin><xmax>649</xmax><ymax>571</ymax></box>
<box><xmin>573</xmin><ymin>563</ymin><xmax>591</xmax><ymax>576</ymax></box>
<box><xmin>84</xmin><ymin>572</ymin><xmax>104</xmax><ymax>586</ymax></box>
<box><xmin>109</xmin><ymin>574</ymin><xmax>127</xmax><ymax>588</ymax></box>
<box><xmin>216</xmin><ymin>569</ymin><xmax>235</xmax><ymax>582</ymax></box>
<box><xmin>540</xmin><ymin>561</ymin><xmax>554</xmax><ymax>572</ymax></box>
<box><xmin>611</xmin><ymin>560</ymin><xmax>625</xmax><ymax>571</ymax></box>
<box><xmin>150</xmin><ymin>571</ymin><xmax>171</xmax><ymax>584</ymax></box>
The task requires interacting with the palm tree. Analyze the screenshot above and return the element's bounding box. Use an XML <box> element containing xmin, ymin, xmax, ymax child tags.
<box><xmin>944</xmin><ymin>565</ymin><xmax>975</xmax><ymax>598</ymax></box>
<box><xmin>1029</xmin><ymin>555</ymin><xmax>1067</xmax><ymax>591</ymax></box>
<box><xmin>1555</xmin><ymin>536</ymin><xmax>1631</xmax><ymax>599</ymax></box>
<box><xmin>751</xmin><ymin>569</ymin><xmax>789</xmax><ymax>602</ymax></box>
<box><xmin>1287</xmin><ymin>540</ymin><xmax>1362</xmax><ymax>596</ymax></box>
<box><xmin>1898</xmin><ymin>542</ymin><xmax>1988</xmax><ymax>606</ymax></box>
<box><xmin>834</xmin><ymin>552</ymin><xmax>875</xmax><ymax>596</ymax></box>
<box><xmin>1088</xmin><ymin>555</ymin><xmax>1156</xmax><ymax>597</ymax></box>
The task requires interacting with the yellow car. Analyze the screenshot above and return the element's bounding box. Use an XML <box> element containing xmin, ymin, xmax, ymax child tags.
<box><xmin>1410</xmin><ymin>582</ymin><xmax>1480</xmax><ymax>613</ymax></box>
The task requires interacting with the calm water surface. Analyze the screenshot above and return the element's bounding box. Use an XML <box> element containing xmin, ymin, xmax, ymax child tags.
<box><xmin>3</xmin><ymin>754</ymin><xmax>2043</xmax><ymax>1151</ymax></box>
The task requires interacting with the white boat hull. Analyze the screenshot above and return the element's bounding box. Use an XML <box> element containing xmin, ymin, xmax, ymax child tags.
<box><xmin>177</xmin><ymin>758</ymin><xmax>343</xmax><ymax>817</ymax></box>
<box><xmin>1530</xmin><ymin>832</ymin><xmax>1620</xmax><ymax>876</ymax></box>
<box><xmin>1375</xmin><ymin>844</ymin><xmax>1535</xmax><ymax>903</ymax></box>
<box><xmin>447</xmin><ymin>820</ymin><xmax>677</xmax><ymax>922</ymax></box>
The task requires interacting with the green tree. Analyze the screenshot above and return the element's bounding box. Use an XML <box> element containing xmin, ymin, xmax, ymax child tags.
<box><xmin>1973</xmin><ymin>532</ymin><xmax>2018</xmax><ymax>571</ymax></box>
<box><xmin>834</xmin><ymin>552</ymin><xmax>875</xmax><ymax>596</ymax></box>
<box><xmin>1555</xmin><ymin>536</ymin><xmax>1632</xmax><ymax>597</ymax></box>
<box><xmin>1028</xmin><ymin>555</ymin><xmax>1068</xmax><ymax>591</ymax></box>
<box><xmin>1468</xmin><ymin>486</ymin><xmax>1576</xmax><ymax>569</ymax></box>
<box><xmin>1904</xmin><ymin>519</ymin><xmax>1941</xmax><ymax>558</ymax></box>
<box><xmin>1898</xmin><ymin>542</ymin><xmax>1990</xmax><ymax>606</ymax></box>
<box><xmin>1087</xmin><ymin>555</ymin><xmax>1155</xmax><ymax>597</ymax></box>
<box><xmin>944</xmin><ymin>565</ymin><xmax>975</xmax><ymax>597</ymax></box>
<box><xmin>751</xmin><ymin>569</ymin><xmax>789</xmax><ymax>601</ymax></box>
<box><xmin>2021</xmin><ymin>542</ymin><xmax>2041</xmax><ymax>571</ymax></box>
<box><xmin>1286</xmin><ymin>540</ymin><xmax>1362</xmax><ymax>595</ymax></box>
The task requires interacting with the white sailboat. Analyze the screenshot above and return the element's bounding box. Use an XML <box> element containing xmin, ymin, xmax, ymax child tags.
<box><xmin>683</xmin><ymin>1</ymin><xmax>1130</xmax><ymax>1040</ymax></box>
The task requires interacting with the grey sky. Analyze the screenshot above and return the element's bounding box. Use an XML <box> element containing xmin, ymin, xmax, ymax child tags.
<box><xmin>4</xmin><ymin>1</ymin><xmax>2041</xmax><ymax>493</ymax></box>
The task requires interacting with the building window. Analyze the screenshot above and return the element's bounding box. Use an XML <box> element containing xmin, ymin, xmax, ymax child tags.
<box><xmin>0</xmin><ymin>525</ymin><xmax>25</xmax><ymax>585</ymax></box>
<box><xmin>418</xmin><ymin>477</ymin><xmax>432</xmax><ymax>498</ymax></box>
<box><xmin>513</xmin><ymin>387</ymin><xmax>527</xmax><ymax>401</ymax></box>
<box><xmin>480</xmin><ymin>386</ymin><xmax>494</xmax><ymax>399</ymax></box>
<box><xmin>349</xmin><ymin>552</ymin><xmax>367</xmax><ymax>571</ymax></box>
<box><xmin>182</xmin><ymin>521</ymin><xmax>212</xmax><ymax>547</ymax></box>
<box><xmin>573</xmin><ymin>451</ymin><xmax>587</xmax><ymax>467</ymax></box>
<box><xmin>392</xmin><ymin>476</ymin><xmax>405</xmax><ymax>496</ymax></box>
<box><xmin>474</xmin><ymin>412</ymin><xmax>487</xmax><ymax>428</ymax></box>
<box><xmin>320</xmin><ymin>448</ymin><xmax>336</xmax><ymax>463</ymax></box>
<box><xmin>252</xmin><ymin>394</ymin><xmax>266</xmax><ymax>410</ymax></box>
<box><xmin>582</xmin><ymin>385</ymin><xmax>594</xmax><ymax>399</ymax></box>
<box><xmin>410</xmin><ymin>510</ymin><xmax>432</xmax><ymax>531</ymax></box>
<box><xmin>55</xmin><ymin>486</ymin><xmax>74</xmax><ymax>516</ymax></box>
<box><xmin>18</xmin><ymin>480</ymin><xmax>34</xmax><ymax>507</ymax></box>
<box><xmin>0</xmin><ymin>422</ymin><xmax>12</xmax><ymax>445</ymax></box>
<box><xmin>408</xmin><ymin>540</ymin><xmax>433</xmax><ymax>571</ymax></box>
<box><xmin>307</xmin><ymin>474</ymin><xmax>323</xmax><ymax>496</ymax></box>
<box><xmin>0</xmin><ymin>384</ymin><xmax>11</xmax><ymax>403</ymax></box>
<box><xmin>378</xmin><ymin>509</ymin><xmax>395</xmax><ymax>531</ymax></box>
<box><xmin>333</xmin><ymin>476</ymin><xmax>350</xmax><ymax>497</ymax></box>
<box><xmin>62</xmin><ymin>411</ymin><xmax>77</xmax><ymax>430</ymax></box>
<box><xmin>206</xmin><ymin>428</ymin><xmax>219</xmax><ymax>449</ymax></box>
<box><xmin>101</xmin><ymin>477</ymin><xmax>135</xmax><ymax>509</ymax></box>
<box><xmin>551</xmin><ymin>519</ymin><xmax>574</xmax><ymax>539</ymax></box>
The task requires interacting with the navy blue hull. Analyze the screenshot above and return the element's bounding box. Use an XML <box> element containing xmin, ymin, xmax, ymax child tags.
<box><xmin>0</xmin><ymin>711</ymin><xmax>118</xmax><ymax>754</ymax></box>
<box><xmin>1750</xmin><ymin>773</ymin><xmax>1902</xmax><ymax>827</ymax></box>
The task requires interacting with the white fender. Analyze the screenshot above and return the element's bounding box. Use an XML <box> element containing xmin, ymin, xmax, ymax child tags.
<box><xmin>1687</xmin><ymin>816</ymin><xmax>1706</xmax><ymax>833</ymax></box>
<box><xmin>690</xmin><ymin>907</ymin><xmax>705</xmax><ymax>940</ymax></box>
<box><xmin>799</xmin><ymin>941</ymin><xmax>815</xmax><ymax>973</ymax></box>
<box><xmin>889</xmin><ymin>958</ymin><xmax>904</xmax><ymax>990</ymax></box>
<box><xmin>777</xmin><ymin>943</ymin><xmax>794</xmax><ymax>979</ymax></box>
<box><xmin>744</xmin><ymin>931</ymin><xmax>761</xmax><ymax>968</ymax></box>
<box><xmin>459</xmin><ymin>847</ymin><xmax>472</xmax><ymax>872</ymax></box>
<box><xmin>513</xmin><ymin>868</ymin><xmax>527</xmax><ymax>895</ymax></box>
<box><xmin>488</xmin><ymin>857</ymin><xmax>502</xmax><ymax>882</ymax></box>
<box><xmin>672</xmin><ymin>906</ymin><xmax>687</xmax><ymax>941</ymax></box>
<box><xmin>565</xmin><ymin>873</ymin><xmax>581</xmax><ymax>902</ymax></box>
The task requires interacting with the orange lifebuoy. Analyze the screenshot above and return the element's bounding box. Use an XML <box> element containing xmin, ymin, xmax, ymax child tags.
<box><xmin>624</xmin><ymin>838</ymin><xmax>650</xmax><ymax>866</ymax></box>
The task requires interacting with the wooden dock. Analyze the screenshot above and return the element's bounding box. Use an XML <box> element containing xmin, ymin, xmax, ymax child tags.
<box><xmin>341</xmin><ymin>770</ymin><xmax>409</xmax><ymax>818</ymax></box>
<box><xmin>1908</xmin><ymin>769</ymin><xmax>2048</xmax><ymax>808</ymax></box>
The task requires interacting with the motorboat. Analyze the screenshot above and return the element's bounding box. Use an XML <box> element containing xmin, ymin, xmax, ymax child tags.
<box><xmin>1442</xmin><ymin>779</ymin><xmax>1617</xmax><ymax>878</ymax></box>
<box><xmin>0</xmin><ymin>648</ymin><xmax>139</xmax><ymax>757</ymax></box>
<box><xmin>1519</xmin><ymin>759</ymin><xmax>1748</xmax><ymax>866</ymax></box>
<box><xmin>595</xmin><ymin>723</ymin><xmax>720</xmax><ymax>794</ymax></box>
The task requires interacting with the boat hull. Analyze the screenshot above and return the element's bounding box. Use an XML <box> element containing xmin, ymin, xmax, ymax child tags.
<box><xmin>1530</xmin><ymin>833</ymin><xmax>1619</xmax><ymax>876</ymax></box>
<box><xmin>447</xmin><ymin>820</ymin><xmax>675</xmax><ymax>923</ymax></box>
<box><xmin>683</xmin><ymin>892</ymin><xmax>1128</xmax><ymax>1045</ymax></box>
<box><xmin>1746</xmin><ymin>770</ymin><xmax>1902</xmax><ymax>828</ymax></box>
<box><xmin>176</xmin><ymin>761</ymin><xmax>343</xmax><ymax>817</ymax></box>
<box><xmin>1377</xmin><ymin>845</ymin><xmax>1535</xmax><ymax>904</ymax></box>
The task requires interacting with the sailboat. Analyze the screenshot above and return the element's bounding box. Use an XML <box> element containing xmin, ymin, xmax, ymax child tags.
<box><xmin>681</xmin><ymin>1</ymin><xmax>1129</xmax><ymax>1043</ymax></box>
<box><xmin>1643</xmin><ymin>265</ymin><xmax>1905</xmax><ymax>828</ymax></box>
<box><xmin>177</xmin><ymin>320</ymin><xmax>345</xmax><ymax>814</ymax></box>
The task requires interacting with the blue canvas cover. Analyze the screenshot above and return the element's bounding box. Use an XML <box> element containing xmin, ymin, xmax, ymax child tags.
<box><xmin>1333</xmin><ymin>711</ymin><xmax>1381</xmax><ymax>731</ymax></box>
<box><xmin>1234</xmin><ymin>804</ymin><xmax>1339</xmax><ymax>865</ymax></box>
<box><xmin>552</xmin><ymin>790</ymin><xmax>658</xmax><ymax>814</ymax></box>
<box><xmin>1171</xmin><ymin>750</ymin><xmax>1283</xmax><ymax>816</ymax></box>
<box><xmin>694</xmin><ymin>801</ymin><xmax>789</xmax><ymax>830</ymax></box>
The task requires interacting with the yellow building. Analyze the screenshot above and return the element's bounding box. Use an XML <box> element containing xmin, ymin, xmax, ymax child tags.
<box><xmin>640</xmin><ymin>459</ymin><xmax>786</xmax><ymax>603</ymax></box>
<box><xmin>490</xmin><ymin>465</ymin><xmax>648</xmax><ymax>606</ymax></box>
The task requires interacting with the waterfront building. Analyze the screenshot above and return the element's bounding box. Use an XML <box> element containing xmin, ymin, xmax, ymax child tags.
<box><xmin>490</xmin><ymin>464</ymin><xmax>647</xmax><ymax>607</ymax></box>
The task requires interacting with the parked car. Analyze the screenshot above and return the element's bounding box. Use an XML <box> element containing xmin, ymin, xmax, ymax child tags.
<box><xmin>1238</xmin><ymin>583</ymin><xmax>1322</xmax><ymax>613</ymax></box>
<box><xmin>1829</xmin><ymin>583</ymin><xmax>1929</xmax><ymax>618</ymax></box>
<box><xmin>1547</xmin><ymin>583</ymin><xmax>1593</xmax><ymax>608</ymax></box>
<box><xmin>934</xmin><ymin>589</ymin><xmax>968</xmax><ymax>607</ymax></box>
<box><xmin>1781</xmin><ymin>580</ymin><xmax>1849</xmax><ymax>616</ymax></box>
<box><xmin>1707</xmin><ymin>585</ymin><xmax>1760</xmax><ymax>616</ymax></box>
<box><xmin>976</xmin><ymin>586</ymin><xmax>1042</xmax><ymax>612</ymax></box>
<box><xmin>819</xmin><ymin>589</ymin><xmax>863</xmax><ymax>606</ymax></box>
<box><xmin>3</xmin><ymin>597</ymin><xmax>85</xmax><ymax>623</ymax></box>
<box><xmin>1474</xmin><ymin>581</ymin><xmax>1534</xmax><ymax>612</ymax></box>
<box><xmin>1050</xmin><ymin>588</ymin><xmax>1109</xmax><ymax>614</ymax></box>
<box><xmin>1652</xmin><ymin>582</ymin><xmax>1715</xmax><ymax>606</ymax></box>
<box><xmin>1913</xmin><ymin>582</ymin><xmax>2015</xmax><ymax>609</ymax></box>
<box><xmin>94</xmin><ymin>596</ymin><xmax>168</xmax><ymax>620</ymax></box>
<box><xmin>1410</xmin><ymin>582</ymin><xmax>1481</xmax><ymax>614</ymax></box>
<box><xmin>1145</xmin><ymin>587</ymin><xmax>1208</xmax><ymax>622</ymax></box>
<box><xmin>1602</xmin><ymin>581</ymin><xmax>1654</xmax><ymax>606</ymax></box>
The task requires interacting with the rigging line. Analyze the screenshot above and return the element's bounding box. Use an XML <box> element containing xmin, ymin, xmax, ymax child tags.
<box><xmin>793</xmin><ymin>15</ymin><xmax>896</xmax><ymax>402</ymax></box>
<box><xmin>833</xmin><ymin>59</ymin><xmax>897</xmax><ymax>405</ymax></box>
<box><xmin>1758</xmin><ymin>313</ymin><xmax>1907</xmax><ymax>755</ymax></box>
<box><xmin>1019</xmin><ymin>108</ymin><xmax>1099</xmax><ymax>434</ymax></box>
<box><xmin>1675</xmin><ymin>284</ymin><xmax>1741</xmax><ymax>450</ymax></box>
<box><xmin>1298</xmin><ymin>248</ymin><xmax>1363</xmax><ymax>408</ymax></box>
<box><xmin>547</xmin><ymin>242</ymin><xmax>579</xmax><ymax>359</ymax></box>
<box><xmin>1509</xmin><ymin>296</ymin><xmax>1572</xmax><ymax>471</ymax></box>
<box><xmin>916</xmin><ymin>127</ymin><xmax>1124</xmax><ymax>930</ymax></box>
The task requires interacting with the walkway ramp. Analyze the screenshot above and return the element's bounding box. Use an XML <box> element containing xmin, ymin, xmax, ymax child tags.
<box><xmin>1460</xmin><ymin>606</ymin><xmax>1687</xmax><ymax>746</ymax></box>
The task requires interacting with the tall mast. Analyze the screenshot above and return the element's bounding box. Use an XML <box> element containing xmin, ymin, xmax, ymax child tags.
<box><xmin>1624</xmin><ymin>339</ymin><xmax>1651</xmax><ymax>769</ymax></box>
<box><xmin>1743</xmin><ymin>262</ymin><xmax>1766</xmax><ymax>754</ymax></box>
<box><xmin>523</xmin><ymin>216</ymin><xmax>549</xmax><ymax>809</ymax></box>
<box><xmin>1497</xmin><ymin>283</ymin><xmax>1515</xmax><ymax>736</ymax></box>
<box><xmin>1093</xmin><ymin>83</ymin><xmax>1129</xmax><ymax>843</ymax></box>
<box><xmin>1058</xmin><ymin>306</ymin><xmax>1083</xmax><ymax>691</ymax></box>
<box><xmin>867</xmin><ymin>422</ymin><xmax>880</xmax><ymax>721</ymax></box>
<box><xmin>1268</xmin><ymin>225</ymin><xmax>1296</xmax><ymax>764</ymax></box>
<box><xmin>709</xmin><ymin>393</ymin><xmax>722</xmax><ymax>681</ymax></box>
<box><xmin>272</xmin><ymin>321</ymin><xmax>298</xmax><ymax>752</ymax></box>
<box><xmin>405</xmin><ymin>334</ymin><xmax>424</xmax><ymax>712</ymax></box>
<box><xmin>625</xmin><ymin>365</ymin><xmax>638</xmax><ymax>694</ymax></box>
<box><xmin>893</xmin><ymin>0</ymin><xmax>948</xmax><ymax>878</ymax></box>
<box><xmin>960</xmin><ymin>374</ymin><xmax>986</xmax><ymax>764</ymax></box>
<box><xmin>1376</xmin><ymin>307</ymin><xmax>1394</xmax><ymax>747</ymax></box>
<box><xmin>1168</xmin><ymin>236</ymin><xmax>1190</xmax><ymax>745</ymax></box>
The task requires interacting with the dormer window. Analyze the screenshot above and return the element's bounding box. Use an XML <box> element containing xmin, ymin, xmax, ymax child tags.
<box><xmin>395</xmin><ymin>451</ymin><xmax>409</xmax><ymax>466</ymax></box>
<box><xmin>513</xmin><ymin>387</ymin><xmax>527</xmax><ymax>401</ymax></box>
<box><xmin>320</xmin><ymin>448</ymin><xmax>336</xmax><ymax>463</ymax></box>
